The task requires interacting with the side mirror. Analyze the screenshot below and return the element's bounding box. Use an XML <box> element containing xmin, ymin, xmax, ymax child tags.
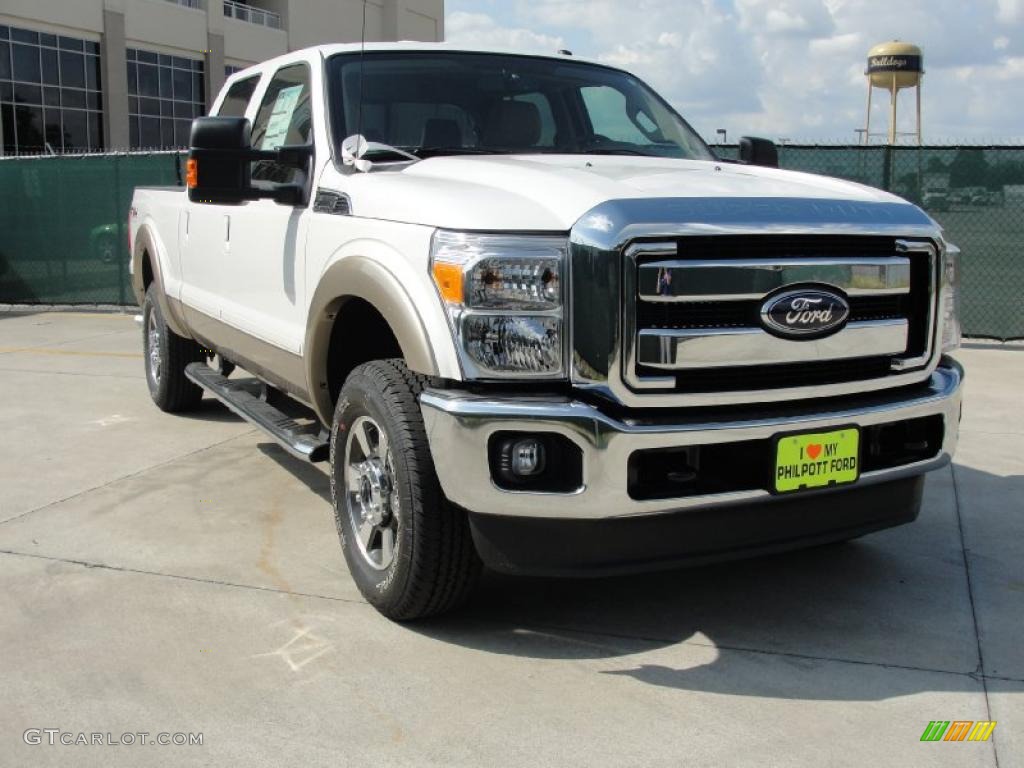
<box><xmin>187</xmin><ymin>116</ymin><xmax>313</xmax><ymax>205</ymax></box>
<box><xmin>188</xmin><ymin>117</ymin><xmax>253</xmax><ymax>204</ymax></box>
<box><xmin>738</xmin><ymin>136</ymin><xmax>779</xmax><ymax>168</ymax></box>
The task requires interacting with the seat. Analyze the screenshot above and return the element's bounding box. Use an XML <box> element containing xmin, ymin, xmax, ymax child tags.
<box><xmin>482</xmin><ymin>101</ymin><xmax>542</xmax><ymax>148</ymax></box>
<box><xmin>420</xmin><ymin>118</ymin><xmax>463</xmax><ymax>149</ymax></box>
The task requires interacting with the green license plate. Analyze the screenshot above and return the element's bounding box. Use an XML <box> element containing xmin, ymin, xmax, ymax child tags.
<box><xmin>774</xmin><ymin>427</ymin><xmax>860</xmax><ymax>493</ymax></box>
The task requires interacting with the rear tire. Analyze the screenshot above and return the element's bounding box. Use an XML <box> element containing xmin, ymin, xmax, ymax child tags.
<box><xmin>330</xmin><ymin>359</ymin><xmax>481</xmax><ymax>620</ymax></box>
<box><xmin>143</xmin><ymin>285</ymin><xmax>204</xmax><ymax>413</ymax></box>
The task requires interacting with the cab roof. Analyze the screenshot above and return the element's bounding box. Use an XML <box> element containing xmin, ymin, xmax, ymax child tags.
<box><xmin>233</xmin><ymin>42</ymin><xmax>608</xmax><ymax>78</ymax></box>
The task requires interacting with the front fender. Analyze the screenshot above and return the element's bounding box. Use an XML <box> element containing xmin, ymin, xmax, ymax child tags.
<box><xmin>305</xmin><ymin>248</ymin><xmax>459</xmax><ymax>424</ymax></box>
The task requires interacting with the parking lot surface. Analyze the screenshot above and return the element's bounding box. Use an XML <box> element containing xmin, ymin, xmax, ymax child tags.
<box><xmin>1</xmin><ymin>310</ymin><xmax>1021</xmax><ymax>767</ymax></box>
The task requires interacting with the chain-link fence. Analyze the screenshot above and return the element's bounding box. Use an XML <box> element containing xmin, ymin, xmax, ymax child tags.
<box><xmin>713</xmin><ymin>144</ymin><xmax>1024</xmax><ymax>340</ymax></box>
<box><xmin>0</xmin><ymin>146</ymin><xmax>1021</xmax><ymax>339</ymax></box>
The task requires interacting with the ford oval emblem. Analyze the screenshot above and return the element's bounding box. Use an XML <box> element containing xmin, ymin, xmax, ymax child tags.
<box><xmin>760</xmin><ymin>287</ymin><xmax>850</xmax><ymax>339</ymax></box>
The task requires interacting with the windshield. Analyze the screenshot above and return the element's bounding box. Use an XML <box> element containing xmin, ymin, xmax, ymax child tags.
<box><xmin>326</xmin><ymin>52</ymin><xmax>713</xmax><ymax>161</ymax></box>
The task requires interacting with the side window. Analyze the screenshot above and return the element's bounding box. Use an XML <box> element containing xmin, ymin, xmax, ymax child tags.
<box><xmin>216</xmin><ymin>76</ymin><xmax>259</xmax><ymax>118</ymax></box>
<box><xmin>249</xmin><ymin>63</ymin><xmax>312</xmax><ymax>184</ymax></box>
<box><xmin>580</xmin><ymin>85</ymin><xmax>656</xmax><ymax>145</ymax></box>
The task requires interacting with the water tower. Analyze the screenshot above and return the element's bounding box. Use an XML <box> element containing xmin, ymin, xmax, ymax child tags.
<box><xmin>863</xmin><ymin>41</ymin><xmax>923</xmax><ymax>144</ymax></box>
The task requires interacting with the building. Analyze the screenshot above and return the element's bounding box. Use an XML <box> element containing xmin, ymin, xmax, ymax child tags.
<box><xmin>0</xmin><ymin>0</ymin><xmax>444</xmax><ymax>155</ymax></box>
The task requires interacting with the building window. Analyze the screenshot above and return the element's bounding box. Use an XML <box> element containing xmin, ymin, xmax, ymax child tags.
<box><xmin>0</xmin><ymin>24</ymin><xmax>103</xmax><ymax>155</ymax></box>
<box><xmin>126</xmin><ymin>48</ymin><xmax>205</xmax><ymax>149</ymax></box>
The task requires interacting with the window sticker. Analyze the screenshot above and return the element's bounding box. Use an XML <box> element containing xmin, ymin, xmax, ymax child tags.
<box><xmin>260</xmin><ymin>84</ymin><xmax>303</xmax><ymax>150</ymax></box>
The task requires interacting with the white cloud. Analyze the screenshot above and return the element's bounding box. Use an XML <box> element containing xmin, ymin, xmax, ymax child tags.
<box><xmin>445</xmin><ymin>11</ymin><xmax>565</xmax><ymax>54</ymax></box>
<box><xmin>446</xmin><ymin>1</ymin><xmax>1024</xmax><ymax>141</ymax></box>
<box><xmin>997</xmin><ymin>0</ymin><xmax>1023</xmax><ymax>24</ymax></box>
<box><xmin>737</xmin><ymin>0</ymin><xmax>835</xmax><ymax>37</ymax></box>
<box><xmin>809</xmin><ymin>32</ymin><xmax>861</xmax><ymax>57</ymax></box>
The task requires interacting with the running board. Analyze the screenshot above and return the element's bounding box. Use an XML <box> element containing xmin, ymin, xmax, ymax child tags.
<box><xmin>184</xmin><ymin>363</ymin><xmax>329</xmax><ymax>463</ymax></box>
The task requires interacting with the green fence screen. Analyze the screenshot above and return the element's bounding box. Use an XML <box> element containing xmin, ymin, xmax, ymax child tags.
<box><xmin>0</xmin><ymin>146</ymin><xmax>1021</xmax><ymax>339</ymax></box>
<box><xmin>714</xmin><ymin>144</ymin><xmax>1024</xmax><ymax>340</ymax></box>
<box><xmin>0</xmin><ymin>153</ymin><xmax>182</xmax><ymax>306</ymax></box>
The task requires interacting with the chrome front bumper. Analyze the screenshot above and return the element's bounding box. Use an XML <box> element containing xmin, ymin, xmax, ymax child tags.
<box><xmin>420</xmin><ymin>359</ymin><xmax>962</xmax><ymax>521</ymax></box>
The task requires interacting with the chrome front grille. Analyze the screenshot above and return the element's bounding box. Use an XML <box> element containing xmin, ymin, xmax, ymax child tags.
<box><xmin>624</xmin><ymin>235</ymin><xmax>937</xmax><ymax>396</ymax></box>
<box><xmin>635</xmin><ymin>320</ymin><xmax>909</xmax><ymax>369</ymax></box>
<box><xmin>636</xmin><ymin>293</ymin><xmax>909</xmax><ymax>328</ymax></box>
<box><xmin>635</xmin><ymin>256</ymin><xmax>912</xmax><ymax>303</ymax></box>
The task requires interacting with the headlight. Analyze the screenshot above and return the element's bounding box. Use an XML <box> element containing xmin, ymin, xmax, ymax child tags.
<box><xmin>462</xmin><ymin>315</ymin><xmax>562</xmax><ymax>374</ymax></box>
<box><xmin>941</xmin><ymin>243</ymin><xmax>961</xmax><ymax>352</ymax></box>
<box><xmin>430</xmin><ymin>231</ymin><xmax>567</xmax><ymax>379</ymax></box>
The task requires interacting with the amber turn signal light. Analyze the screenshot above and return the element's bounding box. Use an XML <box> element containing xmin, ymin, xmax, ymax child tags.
<box><xmin>186</xmin><ymin>158</ymin><xmax>198</xmax><ymax>188</ymax></box>
<box><xmin>432</xmin><ymin>262</ymin><xmax>463</xmax><ymax>304</ymax></box>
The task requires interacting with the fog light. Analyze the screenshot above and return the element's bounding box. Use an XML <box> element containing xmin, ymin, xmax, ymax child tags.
<box><xmin>489</xmin><ymin>431</ymin><xmax>584</xmax><ymax>492</ymax></box>
<box><xmin>510</xmin><ymin>439</ymin><xmax>545</xmax><ymax>476</ymax></box>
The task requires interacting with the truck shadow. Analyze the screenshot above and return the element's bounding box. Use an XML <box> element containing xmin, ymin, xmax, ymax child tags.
<box><xmin>256</xmin><ymin>442</ymin><xmax>333</xmax><ymax>504</ymax></box>
<box><xmin>246</xmin><ymin>437</ymin><xmax>1022</xmax><ymax>702</ymax></box>
<box><xmin>409</xmin><ymin>463</ymin><xmax>1023</xmax><ymax>702</ymax></box>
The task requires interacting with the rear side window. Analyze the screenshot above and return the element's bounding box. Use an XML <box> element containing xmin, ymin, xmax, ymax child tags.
<box><xmin>249</xmin><ymin>63</ymin><xmax>312</xmax><ymax>184</ymax></box>
<box><xmin>217</xmin><ymin>75</ymin><xmax>259</xmax><ymax>118</ymax></box>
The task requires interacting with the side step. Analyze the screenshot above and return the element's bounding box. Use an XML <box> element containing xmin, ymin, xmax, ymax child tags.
<box><xmin>185</xmin><ymin>363</ymin><xmax>329</xmax><ymax>463</ymax></box>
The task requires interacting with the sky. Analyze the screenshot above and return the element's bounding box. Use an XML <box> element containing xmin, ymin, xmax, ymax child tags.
<box><xmin>444</xmin><ymin>0</ymin><xmax>1024</xmax><ymax>144</ymax></box>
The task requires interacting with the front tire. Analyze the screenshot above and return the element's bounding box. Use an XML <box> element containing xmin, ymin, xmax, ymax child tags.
<box><xmin>330</xmin><ymin>359</ymin><xmax>481</xmax><ymax>620</ymax></box>
<box><xmin>142</xmin><ymin>285</ymin><xmax>204</xmax><ymax>413</ymax></box>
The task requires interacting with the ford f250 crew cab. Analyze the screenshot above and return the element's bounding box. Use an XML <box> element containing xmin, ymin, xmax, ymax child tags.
<box><xmin>130</xmin><ymin>44</ymin><xmax>963</xmax><ymax>621</ymax></box>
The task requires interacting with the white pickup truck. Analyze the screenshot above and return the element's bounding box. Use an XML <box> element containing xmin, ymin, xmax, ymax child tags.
<box><xmin>130</xmin><ymin>43</ymin><xmax>963</xmax><ymax>620</ymax></box>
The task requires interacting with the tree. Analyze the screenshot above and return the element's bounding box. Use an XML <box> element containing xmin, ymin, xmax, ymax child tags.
<box><xmin>948</xmin><ymin>149</ymin><xmax>989</xmax><ymax>189</ymax></box>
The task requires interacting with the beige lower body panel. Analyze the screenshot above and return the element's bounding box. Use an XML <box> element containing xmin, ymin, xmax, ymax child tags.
<box><xmin>181</xmin><ymin>305</ymin><xmax>311</xmax><ymax>406</ymax></box>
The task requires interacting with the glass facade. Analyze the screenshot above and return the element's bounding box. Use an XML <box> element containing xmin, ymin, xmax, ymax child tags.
<box><xmin>126</xmin><ymin>48</ymin><xmax>205</xmax><ymax>149</ymax></box>
<box><xmin>0</xmin><ymin>24</ymin><xmax>103</xmax><ymax>154</ymax></box>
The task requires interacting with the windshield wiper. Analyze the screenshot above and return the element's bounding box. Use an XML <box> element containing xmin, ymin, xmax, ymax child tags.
<box><xmin>341</xmin><ymin>135</ymin><xmax>420</xmax><ymax>172</ymax></box>
<box><xmin>360</xmin><ymin>144</ymin><xmax>420</xmax><ymax>160</ymax></box>
<box><xmin>577</xmin><ymin>148</ymin><xmax>660</xmax><ymax>157</ymax></box>
<box><xmin>413</xmin><ymin>147</ymin><xmax>515</xmax><ymax>158</ymax></box>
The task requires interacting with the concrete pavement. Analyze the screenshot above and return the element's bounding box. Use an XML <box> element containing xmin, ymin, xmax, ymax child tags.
<box><xmin>0</xmin><ymin>311</ymin><xmax>1020</xmax><ymax>767</ymax></box>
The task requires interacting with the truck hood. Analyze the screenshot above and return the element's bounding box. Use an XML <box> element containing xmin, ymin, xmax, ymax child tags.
<box><xmin>342</xmin><ymin>155</ymin><xmax>919</xmax><ymax>232</ymax></box>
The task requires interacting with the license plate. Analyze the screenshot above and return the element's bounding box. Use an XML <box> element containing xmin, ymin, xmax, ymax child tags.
<box><xmin>773</xmin><ymin>427</ymin><xmax>860</xmax><ymax>493</ymax></box>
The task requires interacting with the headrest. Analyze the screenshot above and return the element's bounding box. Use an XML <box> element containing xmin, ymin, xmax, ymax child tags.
<box><xmin>482</xmin><ymin>100</ymin><xmax>541</xmax><ymax>148</ymax></box>
<box><xmin>420</xmin><ymin>118</ymin><xmax>463</xmax><ymax>149</ymax></box>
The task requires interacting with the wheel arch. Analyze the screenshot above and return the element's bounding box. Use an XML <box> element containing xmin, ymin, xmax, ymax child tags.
<box><xmin>132</xmin><ymin>224</ymin><xmax>190</xmax><ymax>338</ymax></box>
<box><xmin>305</xmin><ymin>255</ymin><xmax>441</xmax><ymax>425</ymax></box>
